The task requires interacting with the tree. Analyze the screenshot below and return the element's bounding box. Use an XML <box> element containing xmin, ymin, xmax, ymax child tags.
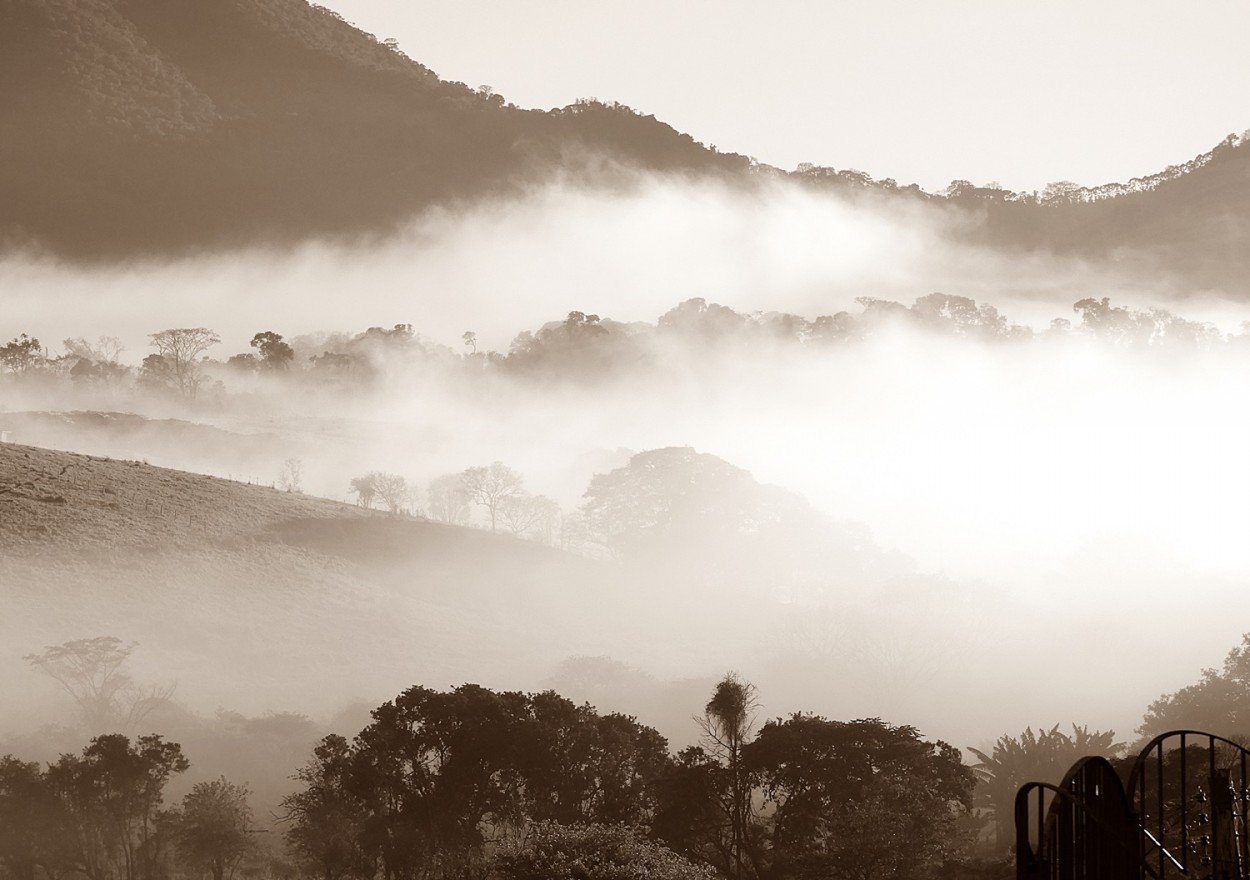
<box><xmin>48</xmin><ymin>734</ymin><xmax>189</xmax><ymax>880</ymax></box>
<box><xmin>226</xmin><ymin>353</ymin><xmax>259</xmax><ymax>374</ymax></box>
<box><xmin>426</xmin><ymin>473</ymin><xmax>470</xmax><ymax>525</ymax></box>
<box><xmin>172</xmin><ymin>778</ymin><xmax>255</xmax><ymax>880</ymax></box>
<box><xmin>148</xmin><ymin>328</ymin><xmax>220</xmax><ymax>398</ymax></box>
<box><xmin>64</xmin><ymin>336</ymin><xmax>124</xmax><ymax>364</ymax></box>
<box><xmin>967</xmin><ymin>724</ymin><xmax>1122</xmax><ymax>853</ymax></box>
<box><xmin>283</xmin><ymin>685</ymin><xmax>673</xmax><ymax>880</ymax></box>
<box><xmin>492</xmin><ymin>822</ymin><xmax>715</xmax><ymax>880</ymax></box>
<box><xmin>578</xmin><ymin>447</ymin><xmax>851</xmax><ymax>595</ymax></box>
<box><xmin>460</xmin><ymin>462</ymin><xmax>525</xmax><ymax>531</ymax></box>
<box><xmin>348</xmin><ymin>475</ymin><xmax>377</xmax><ymax>509</ymax></box>
<box><xmin>250</xmin><ymin>331</ymin><xmax>295</xmax><ymax>371</ymax></box>
<box><xmin>348</xmin><ymin>472</ymin><xmax>409</xmax><ymax>512</ymax></box>
<box><xmin>371</xmin><ymin>473</ymin><xmax>409</xmax><ymax>514</ymax></box>
<box><xmin>277</xmin><ymin>458</ymin><xmax>304</xmax><ymax>493</ymax></box>
<box><xmin>911</xmin><ymin>293</ymin><xmax>1012</xmax><ymax>340</ymax></box>
<box><xmin>138</xmin><ymin>354</ymin><xmax>176</xmax><ymax>392</ymax></box>
<box><xmin>0</xmin><ymin>757</ymin><xmax>76</xmax><ymax>880</ymax></box>
<box><xmin>657</xmin><ymin>299</ymin><xmax>749</xmax><ymax>341</ymax></box>
<box><xmin>461</xmin><ymin>331</ymin><xmax>477</xmax><ymax>354</ymax></box>
<box><xmin>653</xmin><ymin>746</ymin><xmax>733</xmax><ymax>871</ymax></box>
<box><xmin>64</xmin><ymin>337</ymin><xmax>128</xmax><ymax>385</ymax></box>
<box><xmin>1139</xmin><ymin>633</ymin><xmax>1250</xmax><ymax>739</ymax></box>
<box><xmin>498</xmin><ymin>493</ymin><xmax>561</xmax><ymax>542</ymax></box>
<box><xmin>747</xmin><ymin>716</ymin><xmax>975</xmax><ymax>880</ymax></box>
<box><xmin>281</xmin><ymin>735</ymin><xmax>374</xmax><ymax>880</ymax></box>
<box><xmin>1040</xmin><ymin>180</ymin><xmax>1085</xmax><ymax>205</ymax></box>
<box><xmin>24</xmin><ymin>637</ymin><xmax>174</xmax><ymax>733</ymax></box>
<box><xmin>696</xmin><ymin>674</ymin><xmax>758</xmax><ymax>880</ymax></box>
<box><xmin>0</xmin><ymin>335</ymin><xmax>44</xmax><ymax>373</ymax></box>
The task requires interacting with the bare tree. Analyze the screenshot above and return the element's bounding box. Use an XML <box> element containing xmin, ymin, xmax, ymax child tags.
<box><xmin>64</xmin><ymin>336</ymin><xmax>124</xmax><ymax>363</ymax></box>
<box><xmin>427</xmin><ymin>473</ymin><xmax>471</xmax><ymax>524</ymax></box>
<box><xmin>278</xmin><ymin>458</ymin><xmax>304</xmax><ymax>493</ymax></box>
<box><xmin>498</xmin><ymin>493</ymin><xmax>561</xmax><ymax>542</ymax></box>
<box><xmin>24</xmin><ymin>637</ymin><xmax>175</xmax><ymax>733</ymax></box>
<box><xmin>149</xmin><ymin>328</ymin><xmax>220</xmax><ymax>398</ymax></box>
<box><xmin>372</xmin><ymin>473</ymin><xmax>409</xmax><ymax>514</ymax></box>
<box><xmin>460</xmin><ymin>462</ymin><xmax>524</xmax><ymax>532</ymax></box>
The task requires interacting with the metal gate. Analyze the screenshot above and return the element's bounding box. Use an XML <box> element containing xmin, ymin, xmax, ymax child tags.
<box><xmin>1016</xmin><ymin>730</ymin><xmax>1250</xmax><ymax>879</ymax></box>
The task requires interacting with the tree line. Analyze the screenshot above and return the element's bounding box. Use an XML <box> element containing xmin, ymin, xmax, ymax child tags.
<box><xmin>15</xmin><ymin>628</ymin><xmax>1250</xmax><ymax>880</ymax></box>
<box><xmin>340</xmin><ymin>448</ymin><xmax>863</xmax><ymax>597</ymax></box>
<box><xmin>3</xmin><ymin>294</ymin><xmax>1246</xmax><ymax>400</ymax></box>
<box><xmin>0</xmin><ymin>674</ymin><xmax>990</xmax><ymax>880</ymax></box>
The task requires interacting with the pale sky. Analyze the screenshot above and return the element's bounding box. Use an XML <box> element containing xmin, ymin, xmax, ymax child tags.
<box><xmin>319</xmin><ymin>0</ymin><xmax>1250</xmax><ymax>193</ymax></box>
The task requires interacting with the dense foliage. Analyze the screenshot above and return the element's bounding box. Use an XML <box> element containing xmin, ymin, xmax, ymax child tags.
<box><xmin>13</xmin><ymin>628</ymin><xmax>1250</xmax><ymax>880</ymax></box>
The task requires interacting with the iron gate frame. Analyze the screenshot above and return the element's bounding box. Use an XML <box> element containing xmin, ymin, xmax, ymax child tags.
<box><xmin>1015</xmin><ymin>729</ymin><xmax>1250</xmax><ymax>880</ymax></box>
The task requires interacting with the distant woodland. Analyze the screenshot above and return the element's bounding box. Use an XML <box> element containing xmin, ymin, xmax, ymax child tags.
<box><xmin>4</xmin><ymin>293</ymin><xmax>1243</xmax><ymax>393</ymax></box>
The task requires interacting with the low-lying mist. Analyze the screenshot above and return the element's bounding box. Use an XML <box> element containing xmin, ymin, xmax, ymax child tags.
<box><xmin>5</xmin><ymin>171</ymin><xmax>1240</xmax><ymax>354</ymax></box>
<box><xmin>4</xmin><ymin>170</ymin><xmax>1250</xmax><ymax>754</ymax></box>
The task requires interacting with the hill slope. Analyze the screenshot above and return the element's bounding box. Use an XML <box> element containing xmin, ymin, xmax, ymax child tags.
<box><xmin>0</xmin><ymin>0</ymin><xmax>748</xmax><ymax>258</ymax></box>
<box><xmin>5</xmin><ymin>0</ymin><xmax>1250</xmax><ymax>292</ymax></box>
<box><xmin>0</xmin><ymin>441</ymin><xmax>654</xmax><ymax>720</ymax></box>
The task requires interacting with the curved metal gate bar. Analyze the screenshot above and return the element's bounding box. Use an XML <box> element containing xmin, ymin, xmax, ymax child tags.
<box><xmin>1016</xmin><ymin>756</ymin><xmax>1138</xmax><ymax>880</ymax></box>
<box><xmin>1126</xmin><ymin>730</ymin><xmax>1250</xmax><ymax>880</ymax></box>
<box><xmin>1015</xmin><ymin>730</ymin><xmax>1250</xmax><ymax>880</ymax></box>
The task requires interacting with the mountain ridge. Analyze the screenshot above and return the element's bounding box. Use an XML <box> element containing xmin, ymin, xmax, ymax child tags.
<box><xmin>4</xmin><ymin>0</ymin><xmax>1250</xmax><ymax>292</ymax></box>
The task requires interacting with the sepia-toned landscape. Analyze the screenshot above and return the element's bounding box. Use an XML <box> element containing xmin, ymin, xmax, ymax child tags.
<box><xmin>4</xmin><ymin>1</ymin><xmax>1250</xmax><ymax>878</ymax></box>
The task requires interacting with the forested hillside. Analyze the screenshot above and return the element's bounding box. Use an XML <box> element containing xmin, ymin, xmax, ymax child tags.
<box><xmin>0</xmin><ymin>0</ymin><xmax>748</xmax><ymax>257</ymax></box>
<box><xmin>5</xmin><ymin>0</ymin><xmax>1250</xmax><ymax>294</ymax></box>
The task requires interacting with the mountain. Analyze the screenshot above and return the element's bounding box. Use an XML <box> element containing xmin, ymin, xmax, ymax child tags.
<box><xmin>794</xmin><ymin>131</ymin><xmax>1250</xmax><ymax>293</ymax></box>
<box><xmin>0</xmin><ymin>0</ymin><xmax>748</xmax><ymax>258</ymax></box>
<box><xmin>4</xmin><ymin>0</ymin><xmax>1250</xmax><ymax>293</ymax></box>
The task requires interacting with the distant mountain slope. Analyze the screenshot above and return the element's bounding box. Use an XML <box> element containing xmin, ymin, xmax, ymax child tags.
<box><xmin>4</xmin><ymin>0</ymin><xmax>1250</xmax><ymax>293</ymax></box>
<box><xmin>956</xmin><ymin>133</ymin><xmax>1250</xmax><ymax>290</ymax></box>
<box><xmin>0</xmin><ymin>0</ymin><xmax>748</xmax><ymax>257</ymax></box>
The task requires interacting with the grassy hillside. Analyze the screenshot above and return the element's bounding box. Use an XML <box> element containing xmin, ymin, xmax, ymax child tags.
<box><xmin>0</xmin><ymin>441</ymin><xmax>665</xmax><ymax>723</ymax></box>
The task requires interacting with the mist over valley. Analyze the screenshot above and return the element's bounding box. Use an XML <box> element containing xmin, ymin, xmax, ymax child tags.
<box><xmin>4</xmin><ymin>1</ymin><xmax>1250</xmax><ymax>876</ymax></box>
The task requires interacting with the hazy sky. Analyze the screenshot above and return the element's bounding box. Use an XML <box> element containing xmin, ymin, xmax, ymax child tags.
<box><xmin>319</xmin><ymin>0</ymin><xmax>1250</xmax><ymax>192</ymax></box>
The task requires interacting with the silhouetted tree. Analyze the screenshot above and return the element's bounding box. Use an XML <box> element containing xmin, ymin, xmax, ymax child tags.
<box><xmin>285</xmin><ymin>685</ymin><xmax>672</xmax><ymax>880</ymax></box>
<box><xmin>460</xmin><ymin>462</ymin><xmax>524</xmax><ymax>531</ymax></box>
<box><xmin>371</xmin><ymin>473</ymin><xmax>410</xmax><ymax>514</ymax></box>
<box><xmin>0</xmin><ymin>335</ymin><xmax>44</xmax><ymax>373</ymax></box>
<box><xmin>172</xmin><ymin>778</ymin><xmax>255</xmax><ymax>880</ymax></box>
<box><xmin>0</xmin><ymin>757</ymin><xmax>76</xmax><ymax>880</ymax></box>
<box><xmin>348</xmin><ymin>475</ymin><xmax>377</xmax><ymax>509</ymax></box>
<box><xmin>1140</xmin><ymin>633</ymin><xmax>1250</xmax><ymax>739</ymax></box>
<box><xmin>282</xmin><ymin>735</ymin><xmax>375</xmax><ymax>880</ymax></box>
<box><xmin>498</xmin><ymin>493</ymin><xmax>561</xmax><ymax>542</ymax></box>
<box><xmin>696</xmin><ymin>674</ymin><xmax>758</xmax><ymax>880</ymax></box>
<box><xmin>250</xmin><ymin>331</ymin><xmax>295</xmax><ymax>371</ymax></box>
<box><xmin>24</xmin><ymin>637</ymin><xmax>174</xmax><ymax>733</ymax></box>
<box><xmin>148</xmin><ymin>328</ymin><xmax>220</xmax><ymax>398</ymax></box>
<box><xmin>426</xmin><ymin>474</ymin><xmax>471</xmax><ymax>525</ymax></box>
<box><xmin>48</xmin><ymin>734</ymin><xmax>189</xmax><ymax>880</ymax></box>
<box><xmin>967</xmin><ymin>724</ymin><xmax>1122</xmax><ymax>853</ymax></box>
